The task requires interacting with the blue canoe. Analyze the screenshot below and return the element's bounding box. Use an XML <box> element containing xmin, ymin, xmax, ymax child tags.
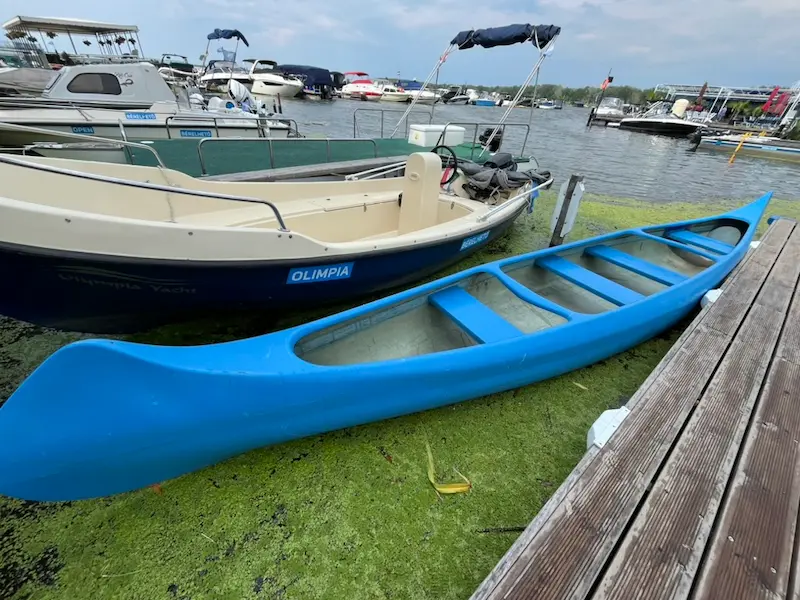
<box><xmin>0</xmin><ymin>193</ymin><xmax>771</xmax><ymax>502</ymax></box>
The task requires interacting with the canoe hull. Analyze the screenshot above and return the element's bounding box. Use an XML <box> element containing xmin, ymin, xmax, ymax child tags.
<box><xmin>0</xmin><ymin>195</ymin><xmax>771</xmax><ymax>501</ymax></box>
<box><xmin>0</xmin><ymin>205</ymin><xmax>523</xmax><ymax>333</ymax></box>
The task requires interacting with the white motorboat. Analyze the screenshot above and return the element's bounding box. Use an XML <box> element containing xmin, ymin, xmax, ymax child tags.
<box><xmin>619</xmin><ymin>99</ymin><xmax>708</xmax><ymax>137</ymax></box>
<box><xmin>0</xmin><ymin>79</ymin><xmax>294</xmax><ymax>148</ymax></box>
<box><xmin>246</xmin><ymin>60</ymin><xmax>304</xmax><ymax>97</ymax></box>
<box><xmin>375</xmin><ymin>80</ymin><xmax>410</xmax><ymax>102</ymax></box>
<box><xmin>198</xmin><ymin>60</ymin><xmax>252</xmax><ymax>93</ymax></box>
<box><xmin>396</xmin><ymin>79</ymin><xmax>440</xmax><ymax>104</ymax></box>
<box><xmin>0</xmin><ymin>62</ymin><xmax>178</xmax><ymax>110</ymax></box>
<box><xmin>0</xmin><ymin>150</ymin><xmax>549</xmax><ymax>332</ymax></box>
<box><xmin>341</xmin><ymin>72</ymin><xmax>382</xmax><ymax>101</ymax></box>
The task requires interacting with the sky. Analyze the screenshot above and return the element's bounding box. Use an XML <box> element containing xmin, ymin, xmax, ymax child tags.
<box><xmin>5</xmin><ymin>0</ymin><xmax>799</xmax><ymax>89</ymax></box>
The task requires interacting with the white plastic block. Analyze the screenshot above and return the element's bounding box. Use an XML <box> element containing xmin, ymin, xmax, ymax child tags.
<box><xmin>587</xmin><ymin>406</ymin><xmax>630</xmax><ymax>450</ymax></box>
<box><xmin>701</xmin><ymin>288</ymin><xmax>722</xmax><ymax>308</ymax></box>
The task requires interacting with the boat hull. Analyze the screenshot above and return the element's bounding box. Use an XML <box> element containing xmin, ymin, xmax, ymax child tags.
<box><xmin>618</xmin><ymin>119</ymin><xmax>704</xmax><ymax>137</ymax></box>
<box><xmin>698</xmin><ymin>138</ymin><xmax>800</xmax><ymax>163</ymax></box>
<box><xmin>0</xmin><ymin>194</ymin><xmax>771</xmax><ymax>501</ymax></box>
<box><xmin>0</xmin><ymin>206</ymin><xmax>524</xmax><ymax>333</ymax></box>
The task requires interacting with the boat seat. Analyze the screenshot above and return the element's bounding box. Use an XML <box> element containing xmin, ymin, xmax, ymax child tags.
<box><xmin>664</xmin><ymin>230</ymin><xmax>735</xmax><ymax>254</ymax></box>
<box><xmin>429</xmin><ymin>286</ymin><xmax>523</xmax><ymax>344</ymax></box>
<box><xmin>536</xmin><ymin>255</ymin><xmax>644</xmax><ymax>306</ymax></box>
<box><xmin>584</xmin><ymin>245</ymin><xmax>688</xmax><ymax>286</ymax></box>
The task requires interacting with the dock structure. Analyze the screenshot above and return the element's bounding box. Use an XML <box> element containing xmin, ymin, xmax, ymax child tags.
<box><xmin>471</xmin><ymin>216</ymin><xmax>800</xmax><ymax>600</ymax></box>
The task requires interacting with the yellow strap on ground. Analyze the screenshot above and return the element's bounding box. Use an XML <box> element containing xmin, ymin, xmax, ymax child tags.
<box><xmin>426</xmin><ymin>441</ymin><xmax>472</xmax><ymax>495</ymax></box>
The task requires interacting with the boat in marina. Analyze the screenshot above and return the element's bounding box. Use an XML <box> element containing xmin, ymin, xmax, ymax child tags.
<box><xmin>619</xmin><ymin>99</ymin><xmax>708</xmax><ymax>137</ymax></box>
<box><xmin>246</xmin><ymin>59</ymin><xmax>304</xmax><ymax>97</ymax></box>
<box><xmin>375</xmin><ymin>80</ymin><xmax>411</xmax><ymax>102</ymax></box>
<box><xmin>0</xmin><ymin>192</ymin><xmax>771</xmax><ymax>502</ymax></box>
<box><xmin>275</xmin><ymin>64</ymin><xmax>335</xmax><ymax>100</ymax></box>
<box><xmin>0</xmin><ymin>149</ymin><xmax>549</xmax><ymax>333</ymax></box>
<box><xmin>395</xmin><ymin>79</ymin><xmax>440</xmax><ymax>104</ymax></box>
<box><xmin>594</xmin><ymin>96</ymin><xmax>625</xmax><ymax>119</ymax></box>
<box><xmin>341</xmin><ymin>72</ymin><xmax>382</xmax><ymax>101</ymax></box>
<box><xmin>0</xmin><ymin>66</ymin><xmax>296</xmax><ymax>147</ymax></box>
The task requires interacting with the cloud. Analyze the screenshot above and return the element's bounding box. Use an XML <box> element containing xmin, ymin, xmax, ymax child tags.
<box><xmin>9</xmin><ymin>0</ymin><xmax>800</xmax><ymax>87</ymax></box>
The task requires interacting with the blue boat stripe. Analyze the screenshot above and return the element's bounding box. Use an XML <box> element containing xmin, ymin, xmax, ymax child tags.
<box><xmin>664</xmin><ymin>230</ymin><xmax>734</xmax><ymax>255</ymax></box>
<box><xmin>536</xmin><ymin>255</ymin><xmax>644</xmax><ymax>306</ymax></box>
<box><xmin>584</xmin><ymin>245</ymin><xmax>688</xmax><ymax>286</ymax></box>
<box><xmin>428</xmin><ymin>286</ymin><xmax>523</xmax><ymax>344</ymax></box>
<box><xmin>632</xmin><ymin>231</ymin><xmax>720</xmax><ymax>262</ymax></box>
<box><xmin>486</xmin><ymin>267</ymin><xmax>579</xmax><ymax>320</ymax></box>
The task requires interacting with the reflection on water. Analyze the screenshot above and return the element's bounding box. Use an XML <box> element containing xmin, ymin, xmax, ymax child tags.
<box><xmin>271</xmin><ymin>98</ymin><xmax>800</xmax><ymax>202</ymax></box>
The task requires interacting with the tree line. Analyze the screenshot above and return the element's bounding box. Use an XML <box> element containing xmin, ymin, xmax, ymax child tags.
<box><xmin>462</xmin><ymin>83</ymin><xmax>661</xmax><ymax>105</ymax></box>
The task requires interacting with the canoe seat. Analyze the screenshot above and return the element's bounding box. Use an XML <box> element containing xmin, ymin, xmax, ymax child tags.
<box><xmin>536</xmin><ymin>255</ymin><xmax>644</xmax><ymax>306</ymax></box>
<box><xmin>429</xmin><ymin>286</ymin><xmax>523</xmax><ymax>344</ymax></box>
<box><xmin>584</xmin><ymin>245</ymin><xmax>688</xmax><ymax>286</ymax></box>
<box><xmin>664</xmin><ymin>230</ymin><xmax>735</xmax><ymax>255</ymax></box>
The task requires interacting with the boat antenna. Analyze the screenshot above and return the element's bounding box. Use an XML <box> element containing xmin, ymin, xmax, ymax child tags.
<box><xmin>390</xmin><ymin>41</ymin><xmax>454</xmax><ymax>138</ymax></box>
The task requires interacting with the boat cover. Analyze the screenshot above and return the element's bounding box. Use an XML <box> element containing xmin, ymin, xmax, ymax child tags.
<box><xmin>457</xmin><ymin>156</ymin><xmax>553</xmax><ymax>202</ymax></box>
<box><xmin>276</xmin><ymin>64</ymin><xmax>333</xmax><ymax>87</ymax></box>
<box><xmin>450</xmin><ymin>24</ymin><xmax>561</xmax><ymax>50</ymax></box>
<box><xmin>206</xmin><ymin>28</ymin><xmax>250</xmax><ymax>46</ymax></box>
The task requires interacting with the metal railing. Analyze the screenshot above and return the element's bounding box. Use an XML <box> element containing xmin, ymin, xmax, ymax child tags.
<box><xmin>433</xmin><ymin>122</ymin><xmax>532</xmax><ymax>160</ymax></box>
<box><xmin>196</xmin><ymin>137</ymin><xmax>379</xmax><ymax>176</ymax></box>
<box><xmin>159</xmin><ymin>115</ymin><xmax>300</xmax><ymax>140</ymax></box>
<box><xmin>477</xmin><ymin>177</ymin><xmax>553</xmax><ymax>222</ymax></box>
<box><xmin>2</xmin><ymin>122</ymin><xmax>167</xmax><ymax>167</ymax></box>
<box><xmin>353</xmin><ymin>108</ymin><xmax>433</xmax><ymax>138</ymax></box>
<box><xmin>344</xmin><ymin>160</ymin><xmax>408</xmax><ymax>181</ymax></box>
<box><xmin>0</xmin><ymin>152</ymin><xmax>290</xmax><ymax>232</ymax></box>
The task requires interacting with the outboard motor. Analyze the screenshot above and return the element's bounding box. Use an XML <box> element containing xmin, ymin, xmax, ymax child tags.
<box><xmin>227</xmin><ymin>79</ymin><xmax>257</xmax><ymax>112</ymax></box>
<box><xmin>479</xmin><ymin>127</ymin><xmax>503</xmax><ymax>153</ymax></box>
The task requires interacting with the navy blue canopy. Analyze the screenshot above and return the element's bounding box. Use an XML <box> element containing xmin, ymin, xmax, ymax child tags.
<box><xmin>277</xmin><ymin>64</ymin><xmax>333</xmax><ymax>87</ymax></box>
<box><xmin>206</xmin><ymin>29</ymin><xmax>249</xmax><ymax>47</ymax></box>
<box><xmin>451</xmin><ymin>24</ymin><xmax>560</xmax><ymax>50</ymax></box>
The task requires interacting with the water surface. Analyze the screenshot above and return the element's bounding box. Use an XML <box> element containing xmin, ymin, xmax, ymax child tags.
<box><xmin>274</xmin><ymin>99</ymin><xmax>800</xmax><ymax>202</ymax></box>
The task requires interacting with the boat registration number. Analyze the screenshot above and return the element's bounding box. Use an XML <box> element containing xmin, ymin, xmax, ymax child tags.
<box><xmin>71</xmin><ymin>126</ymin><xmax>95</xmax><ymax>134</ymax></box>
<box><xmin>179</xmin><ymin>130</ymin><xmax>212</xmax><ymax>138</ymax></box>
<box><xmin>460</xmin><ymin>230</ymin><xmax>490</xmax><ymax>251</ymax></box>
<box><xmin>124</xmin><ymin>112</ymin><xmax>157</xmax><ymax>120</ymax></box>
<box><xmin>287</xmin><ymin>262</ymin><xmax>354</xmax><ymax>284</ymax></box>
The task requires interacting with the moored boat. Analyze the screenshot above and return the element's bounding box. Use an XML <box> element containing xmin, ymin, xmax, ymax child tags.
<box><xmin>0</xmin><ymin>150</ymin><xmax>548</xmax><ymax>333</ymax></box>
<box><xmin>0</xmin><ymin>192</ymin><xmax>771</xmax><ymax>501</ymax></box>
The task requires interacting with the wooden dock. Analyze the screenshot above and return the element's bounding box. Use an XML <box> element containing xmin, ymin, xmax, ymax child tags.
<box><xmin>471</xmin><ymin>216</ymin><xmax>800</xmax><ymax>600</ymax></box>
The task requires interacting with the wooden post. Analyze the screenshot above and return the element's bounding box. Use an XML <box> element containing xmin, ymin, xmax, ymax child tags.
<box><xmin>550</xmin><ymin>174</ymin><xmax>584</xmax><ymax>247</ymax></box>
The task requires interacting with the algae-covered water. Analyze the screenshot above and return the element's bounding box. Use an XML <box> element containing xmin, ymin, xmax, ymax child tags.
<box><xmin>2</xmin><ymin>193</ymin><xmax>798</xmax><ymax>600</ymax></box>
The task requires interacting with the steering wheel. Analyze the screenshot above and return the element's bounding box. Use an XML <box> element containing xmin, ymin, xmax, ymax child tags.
<box><xmin>430</xmin><ymin>144</ymin><xmax>460</xmax><ymax>185</ymax></box>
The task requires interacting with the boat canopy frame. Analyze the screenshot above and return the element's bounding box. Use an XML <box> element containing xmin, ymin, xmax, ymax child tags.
<box><xmin>390</xmin><ymin>23</ymin><xmax>561</xmax><ymax>153</ymax></box>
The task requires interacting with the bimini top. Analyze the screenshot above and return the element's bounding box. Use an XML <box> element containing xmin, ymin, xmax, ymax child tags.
<box><xmin>451</xmin><ymin>24</ymin><xmax>561</xmax><ymax>50</ymax></box>
<box><xmin>206</xmin><ymin>28</ymin><xmax>249</xmax><ymax>46</ymax></box>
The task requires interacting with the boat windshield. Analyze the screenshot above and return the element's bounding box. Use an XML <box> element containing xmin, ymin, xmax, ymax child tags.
<box><xmin>599</xmin><ymin>97</ymin><xmax>623</xmax><ymax>110</ymax></box>
<box><xmin>44</xmin><ymin>69</ymin><xmax>64</xmax><ymax>91</ymax></box>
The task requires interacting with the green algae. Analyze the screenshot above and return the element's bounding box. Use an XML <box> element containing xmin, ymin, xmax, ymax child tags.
<box><xmin>2</xmin><ymin>192</ymin><xmax>799</xmax><ymax>600</ymax></box>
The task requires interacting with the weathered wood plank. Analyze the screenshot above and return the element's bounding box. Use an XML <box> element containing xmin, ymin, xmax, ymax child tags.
<box><xmin>592</xmin><ymin>226</ymin><xmax>800</xmax><ymax>600</ymax></box>
<box><xmin>470</xmin><ymin>219</ymin><xmax>796</xmax><ymax>600</ymax></box>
